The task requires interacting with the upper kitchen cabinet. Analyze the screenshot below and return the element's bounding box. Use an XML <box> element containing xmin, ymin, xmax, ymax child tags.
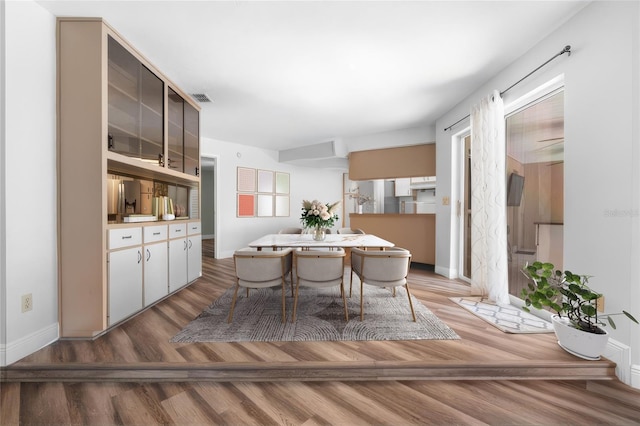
<box><xmin>168</xmin><ymin>88</ymin><xmax>200</xmax><ymax>176</ymax></box>
<box><xmin>108</xmin><ymin>36</ymin><xmax>164</xmax><ymax>164</ymax></box>
<box><xmin>184</xmin><ymin>101</ymin><xmax>200</xmax><ymax>177</ymax></box>
<box><xmin>58</xmin><ymin>18</ymin><xmax>200</xmax><ymax>185</ymax></box>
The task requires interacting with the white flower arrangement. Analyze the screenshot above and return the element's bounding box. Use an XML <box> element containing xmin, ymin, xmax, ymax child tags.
<box><xmin>300</xmin><ymin>199</ymin><xmax>340</xmax><ymax>229</ymax></box>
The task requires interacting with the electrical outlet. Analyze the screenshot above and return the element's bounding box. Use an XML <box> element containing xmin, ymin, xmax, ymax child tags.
<box><xmin>596</xmin><ymin>296</ymin><xmax>605</xmax><ymax>313</ymax></box>
<box><xmin>21</xmin><ymin>293</ymin><xmax>33</xmax><ymax>313</ymax></box>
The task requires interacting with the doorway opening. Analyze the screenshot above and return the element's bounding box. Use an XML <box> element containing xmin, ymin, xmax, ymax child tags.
<box><xmin>201</xmin><ymin>156</ymin><xmax>217</xmax><ymax>258</ymax></box>
<box><xmin>505</xmin><ymin>90</ymin><xmax>564</xmax><ymax>297</ymax></box>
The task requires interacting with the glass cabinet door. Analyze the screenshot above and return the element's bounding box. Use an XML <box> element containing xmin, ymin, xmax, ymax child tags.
<box><xmin>167</xmin><ymin>88</ymin><xmax>185</xmax><ymax>173</ymax></box>
<box><xmin>184</xmin><ymin>102</ymin><xmax>199</xmax><ymax>176</ymax></box>
<box><xmin>140</xmin><ymin>65</ymin><xmax>164</xmax><ymax>162</ymax></box>
<box><xmin>108</xmin><ymin>36</ymin><xmax>164</xmax><ymax>165</ymax></box>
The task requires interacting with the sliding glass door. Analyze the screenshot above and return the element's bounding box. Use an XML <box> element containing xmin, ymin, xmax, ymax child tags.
<box><xmin>506</xmin><ymin>90</ymin><xmax>564</xmax><ymax>297</ymax></box>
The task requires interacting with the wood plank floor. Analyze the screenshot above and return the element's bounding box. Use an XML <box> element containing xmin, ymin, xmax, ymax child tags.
<box><xmin>2</xmin><ymin>247</ymin><xmax>640</xmax><ymax>424</ymax></box>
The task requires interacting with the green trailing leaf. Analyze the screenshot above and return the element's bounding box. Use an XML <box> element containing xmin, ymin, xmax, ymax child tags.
<box><xmin>623</xmin><ymin>311</ymin><xmax>639</xmax><ymax>324</ymax></box>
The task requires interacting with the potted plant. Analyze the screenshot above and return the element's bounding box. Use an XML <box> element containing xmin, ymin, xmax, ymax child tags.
<box><xmin>521</xmin><ymin>261</ymin><xmax>638</xmax><ymax>360</ymax></box>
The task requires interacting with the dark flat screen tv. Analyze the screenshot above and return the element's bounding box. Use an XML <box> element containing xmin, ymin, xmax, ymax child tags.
<box><xmin>507</xmin><ymin>173</ymin><xmax>525</xmax><ymax>206</ymax></box>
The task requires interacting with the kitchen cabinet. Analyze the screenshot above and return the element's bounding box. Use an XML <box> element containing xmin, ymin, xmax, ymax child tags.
<box><xmin>394</xmin><ymin>178</ymin><xmax>411</xmax><ymax>197</ymax></box>
<box><xmin>169</xmin><ymin>223</ymin><xmax>188</xmax><ymax>292</ymax></box>
<box><xmin>108</xmin><ymin>36</ymin><xmax>164</xmax><ymax>164</ymax></box>
<box><xmin>107</xmin><ymin>227</ymin><xmax>143</xmax><ymax>326</ymax></box>
<box><xmin>58</xmin><ymin>18</ymin><xmax>201</xmax><ymax>337</ymax></box>
<box><xmin>187</xmin><ymin>222</ymin><xmax>202</xmax><ymax>283</ymax></box>
<box><xmin>143</xmin><ymin>225</ymin><xmax>168</xmax><ymax>306</ymax></box>
<box><xmin>168</xmin><ymin>89</ymin><xmax>200</xmax><ymax>176</ymax></box>
<box><xmin>168</xmin><ymin>221</ymin><xmax>202</xmax><ymax>292</ymax></box>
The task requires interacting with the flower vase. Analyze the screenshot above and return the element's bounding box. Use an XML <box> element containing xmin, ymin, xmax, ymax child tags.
<box><xmin>357</xmin><ymin>205</ymin><xmax>363</xmax><ymax>214</ymax></box>
<box><xmin>312</xmin><ymin>226</ymin><xmax>326</xmax><ymax>241</ymax></box>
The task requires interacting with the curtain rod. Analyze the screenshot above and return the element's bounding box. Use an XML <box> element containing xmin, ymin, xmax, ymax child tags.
<box><xmin>443</xmin><ymin>45</ymin><xmax>571</xmax><ymax>132</ymax></box>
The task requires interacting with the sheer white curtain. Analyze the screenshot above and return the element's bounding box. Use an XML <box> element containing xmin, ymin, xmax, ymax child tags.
<box><xmin>470</xmin><ymin>90</ymin><xmax>510</xmax><ymax>305</ymax></box>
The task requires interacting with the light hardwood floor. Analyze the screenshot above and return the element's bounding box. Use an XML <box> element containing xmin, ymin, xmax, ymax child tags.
<box><xmin>2</xmin><ymin>246</ymin><xmax>640</xmax><ymax>424</ymax></box>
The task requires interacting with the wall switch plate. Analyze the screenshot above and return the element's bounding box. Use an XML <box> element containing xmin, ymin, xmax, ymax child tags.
<box><xmin>442</xmin><ymin>196</ymin><xmax>450</xmax><ymax>206</ymax></box>
<box><xmin>22</xmin><ymin>293</ymin><xmax>33</xmax><ymax>312</ymax></box>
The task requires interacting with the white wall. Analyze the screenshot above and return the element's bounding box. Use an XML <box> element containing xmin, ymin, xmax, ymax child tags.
<box><xmin>201</xmin><ymin>137</ymin><xmax>344</xmax><ymax>259</ymax></box>
<box><xmin>1</xmin><ymin>0</ymin><xmax>58</xmax><ymax>366</ymax></box>
<box><xmin>435</xmin><ymin>1</ymin><xmax>640</xmax><ymax>374</ymax></box>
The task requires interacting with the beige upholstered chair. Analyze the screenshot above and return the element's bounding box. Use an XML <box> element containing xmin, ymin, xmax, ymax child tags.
<box><xmin>278</xmin><ymin>227</ymin><xmax>303</xmax><ymax>234</ymax></box>
<box><xmin>229</xmin><ymin>247</ymin><xmax>293</xmax><ymax>323</ymax></box>
<box><xmin>350</xmin><ymin>247</ymin><xmax>416</xmax><ymax>321</ymax></box>
<box><xmin>337</xmin><ymin>228</ymin><xmax>365</xmax><ymax>234</ymax></box>
<box><xmin>292</xmin><ymin>248</ymin><xmax>348</xmax><ymax>322</ymax></box>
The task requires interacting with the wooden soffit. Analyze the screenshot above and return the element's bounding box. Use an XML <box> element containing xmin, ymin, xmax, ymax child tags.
<box><xmin>348</xmin><ymin>144</ymin><xmax>435</xmax><ymax>180</ymax></box>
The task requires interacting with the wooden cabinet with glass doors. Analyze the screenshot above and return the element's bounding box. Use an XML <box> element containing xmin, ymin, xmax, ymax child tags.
<box><xmin>57</xmin><ymin>18</ymin><xmax>201</xmax><ymax>338</ymax></box>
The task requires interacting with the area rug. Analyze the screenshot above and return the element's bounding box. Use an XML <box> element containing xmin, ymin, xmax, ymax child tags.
<box><xmin>450</xmin><ymin>296</ymin><xmax>554</xmax><ymax>334</ymax></box>
<box><xmin>171</xmin><ymin>285</ymin><xmax>459</xmax><ymax>343</ymax></box>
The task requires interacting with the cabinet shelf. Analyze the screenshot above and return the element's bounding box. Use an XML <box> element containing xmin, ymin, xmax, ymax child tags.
<box><xmin>107</xmin><ymin>151</ymin><xmax>198</xmax><ymax>186</ymax></box>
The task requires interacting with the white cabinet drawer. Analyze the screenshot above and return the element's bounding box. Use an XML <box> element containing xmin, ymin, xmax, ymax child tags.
<box><xmin>108</xmin><ymin>227</ymin><xmax>142</xmax><ymax>250</ymax></box>
<box><xmin>187</xmin><ymin>221</ymin><xmax>201</xmax><ymax>235</ymax></box>
<box><xmin>144</xmin><ymin>224</ymin><xmax>167</xmax><ymax>243</ymax></box>
<box><xmin>169</xmin><ymin>223</ymin><xmax>187</xmax><ymax>238</ymax></box>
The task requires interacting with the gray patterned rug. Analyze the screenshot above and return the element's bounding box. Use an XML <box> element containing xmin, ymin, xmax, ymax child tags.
<box><xmin>171</xmin><ymin>284</ymin><xmax>459</xmax><ymax>343</ymax></box>
<box><xmin>450</xmin><ymin>296</ymin><xmax>554</xmax><ymax>334</ymax></box>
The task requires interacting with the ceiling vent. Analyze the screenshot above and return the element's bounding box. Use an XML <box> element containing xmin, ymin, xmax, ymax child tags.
<box><xmin>190</xmin><ymin>93</ymin><xmax>212</xmax><ymax>103</ymax></box>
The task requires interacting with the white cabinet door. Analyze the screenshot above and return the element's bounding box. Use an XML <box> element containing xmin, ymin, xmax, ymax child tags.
<box><xmin>395</xmin><ymin>178</ymin><xmax>411</xmax><ymax>196</ymax></box>
<box><xmin>187</xmin><ymin>234</ymin><xmax>202</xmax><ymax>283</ymax></box>
<box><xmin>108</xmin><ymin>246</ymin><xmax>143</xmax><ymax>326</ymax></box>
<box><xmin>169</xmin><ymin>237</ymin><xmax>188</xmax><ymax>292</ymax></box>
<box><xmin>144</xmin><ymin>242</ymin><xmax>168</xmax><ymax>306</ymax></box>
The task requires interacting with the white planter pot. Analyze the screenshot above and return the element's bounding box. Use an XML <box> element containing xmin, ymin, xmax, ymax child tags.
<box><xmin>551</xmin><ymin>314</ymin><xmax>609</xmax><ymax>360</ymax></box>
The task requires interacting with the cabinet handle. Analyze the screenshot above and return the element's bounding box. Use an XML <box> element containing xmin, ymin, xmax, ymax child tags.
<box><xmin>153</xmin><ymin>232</ymin><xmax>161</xmax><ymax>236</ymax></box>
<box><xmin>146</xmin><ymin>249</ymin><xmax>151</xmax><ymax>261</ymax></box>
<box><xmin>183</xmin><ymin>240</ymin><xmax>187</xmax><ymax>250</ymax></box>
<box><xmin>195</xmin><ymin>167</ymin><xmax>199</xmax><ymax>177</ymax></box>
<box><xmin>122</xmin><ymin>235</ymin><xmax>132</xmax><ymax>240</ymax></box>
<box><xmin>188</xmin><ymin>240</ymin><xmax>192</xmax><ymax>249</ymax></box>
<box><xmin>137</xmin><ymin>250</ymin><xmax>142</xmax><ymax>264</ymax></box>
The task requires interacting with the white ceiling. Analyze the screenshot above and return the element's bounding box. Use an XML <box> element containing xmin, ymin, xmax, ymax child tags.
<box><xmin>37</xmin><ymin>0</ymin><xmax>585</xmax><ymax>152</ymax></box>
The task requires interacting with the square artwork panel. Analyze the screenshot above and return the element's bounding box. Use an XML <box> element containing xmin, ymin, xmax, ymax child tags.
<box><xmin>237</xmin><ymin>193</ymin><xmax>255</xmax><ymax>217</ymax></box>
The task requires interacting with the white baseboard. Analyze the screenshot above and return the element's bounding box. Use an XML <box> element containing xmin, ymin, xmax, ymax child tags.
<box><xmin>435</xmin><ymin>265</ymin><xmax>456</xmax><ymax>279</ymax></box>
<box><xmin>631</xmin><ymin>364</ymin><xmax>640</xmax><ymax>389</ymax></box>
<box><xmin>604</xmin><ymin>337</ymin><xmax>633</xmax><ymax>386</ymax></box>
<box><xmin>0</xmin><ymin>322</ymin><xmax>59</xmax><ymax>366</ymax></box>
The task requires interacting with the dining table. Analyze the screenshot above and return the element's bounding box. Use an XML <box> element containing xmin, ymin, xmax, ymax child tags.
<box><xmin>248</xmin><ymin>233</ymin><xmax>395</xmax><ymax>251</ymax></box>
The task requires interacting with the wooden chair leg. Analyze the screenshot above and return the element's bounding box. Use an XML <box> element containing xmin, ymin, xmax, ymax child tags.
<box><xmin>349</xmin><ymin>269</ymin><xmax>353</xmax><ymax>298</ymax></box>
<box><xmin>292</xmin><ymin>276</ymin><xmax>301</xmax><ymax>323</ymax></box>
<box><xmin>340</xmin><ymin>281</ymin><xmax>349</xmax><ymax>322</ymax></box>
<box><xmin>281</xmin><ymin>279</ymin><xmax>286</xmax><ymax>323</ymax></box>
<box><xmin>227</xmin><ymin>284</ymin><xmax>241</xmax><ymax>323</ymax></box>
<box><xmin>289</xmin><ymin>269</ymin><xmax>294</xmax><ymax>297</ymax></box>
<box><xmin>405</xmin><ymin>283</ymin><xmax>416</xmax><ymax>322</ymax></box>
<box><xmin>360</xmin><ymin>280</ymin><xmax>365</xmax><ymax>321</ymax></box>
